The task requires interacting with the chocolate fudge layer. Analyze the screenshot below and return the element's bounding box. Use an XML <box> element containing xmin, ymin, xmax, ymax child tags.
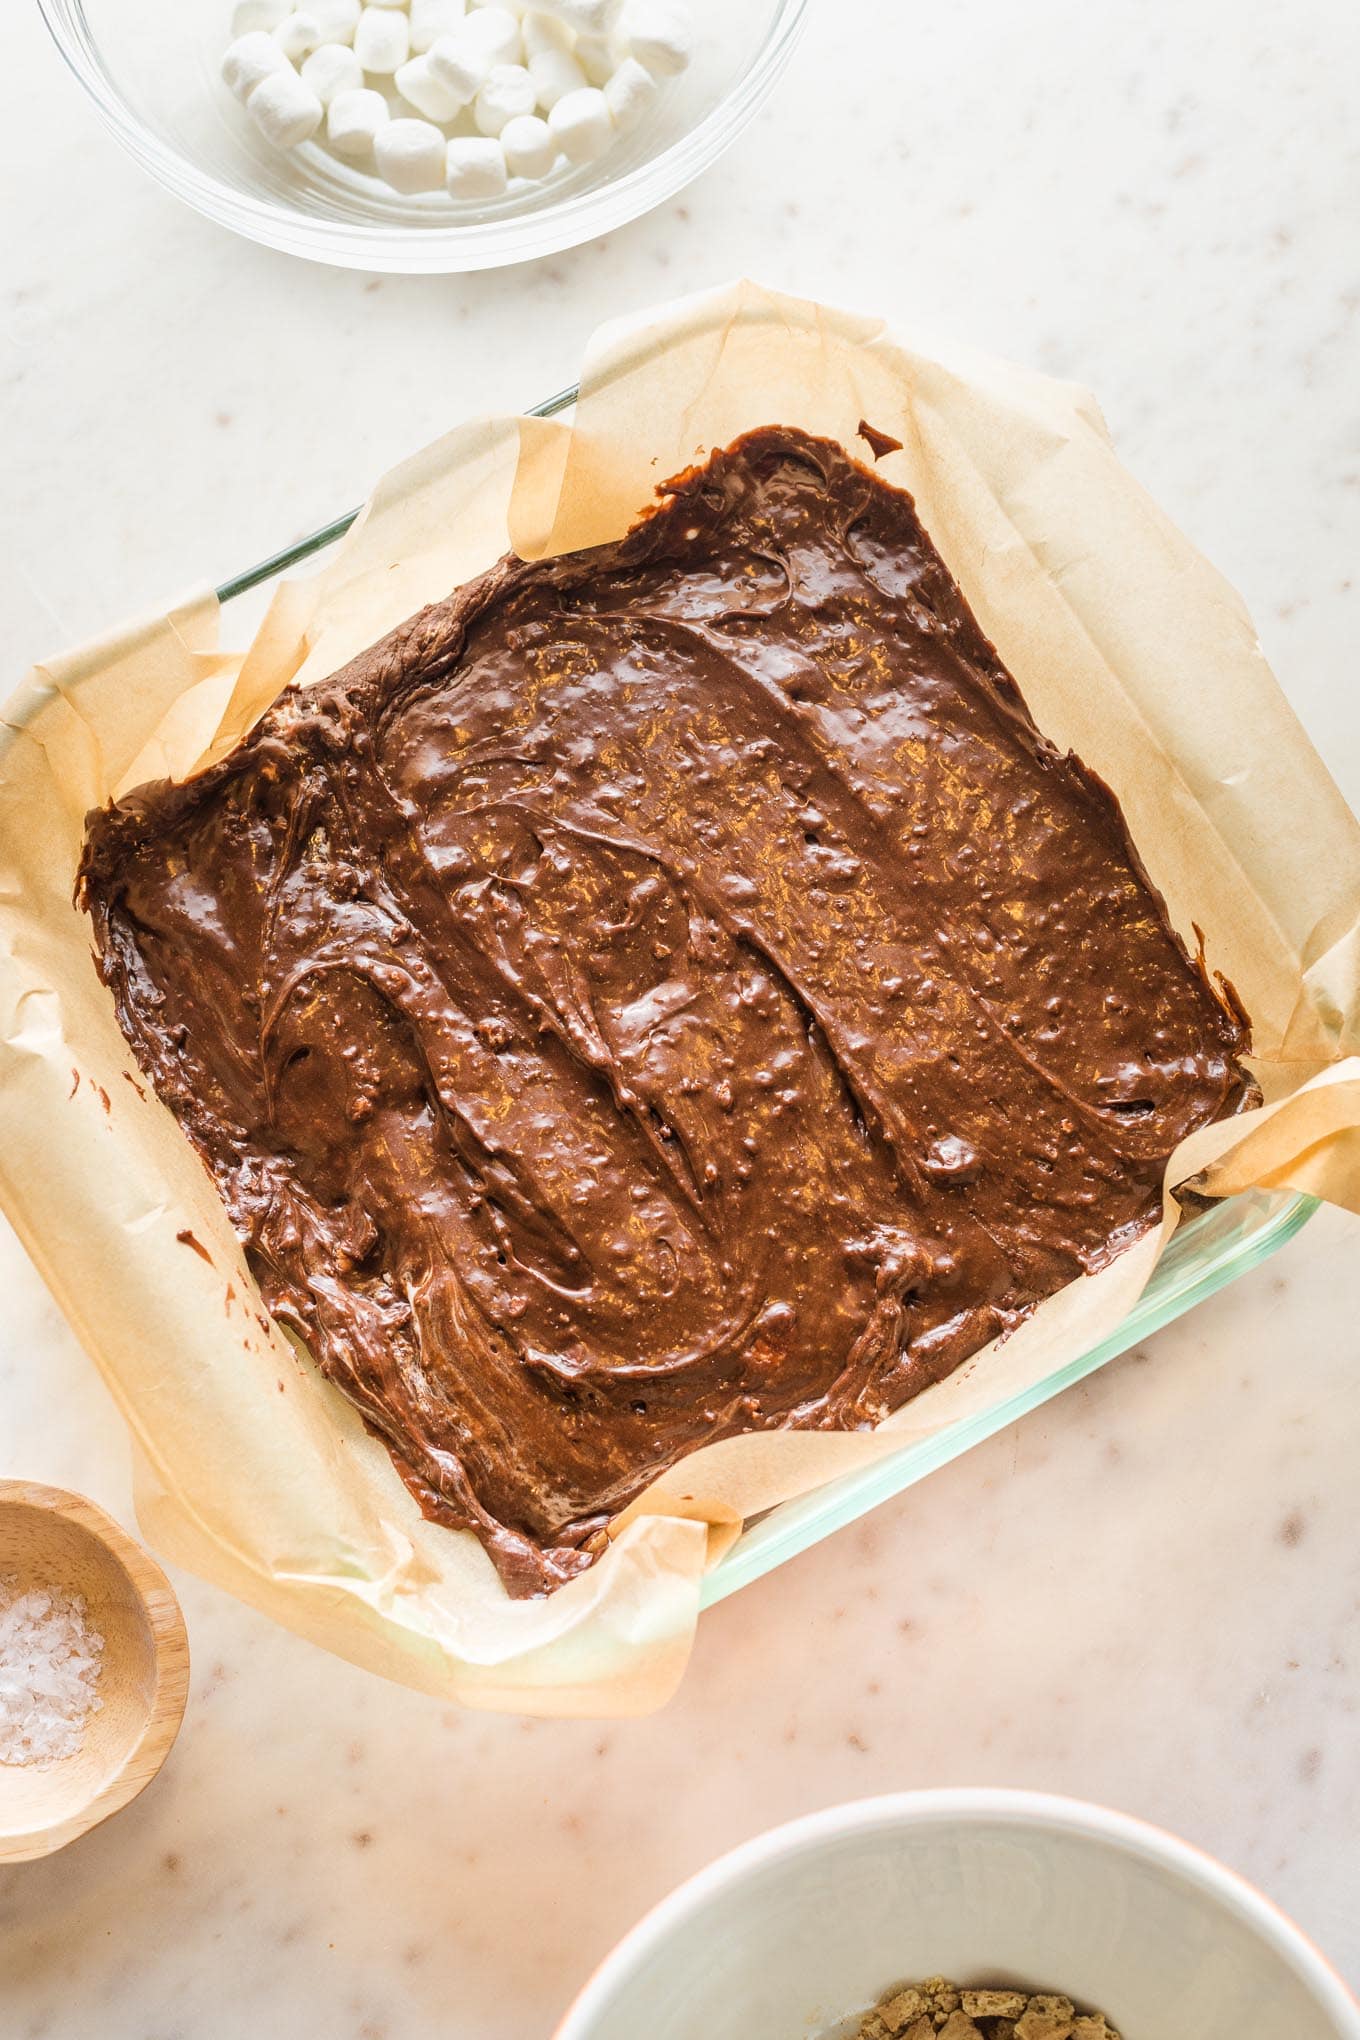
<box><xmin>80</xmin><ymin>428</ymin><xmax>1253</xmax><ymax>1595</ymax></box>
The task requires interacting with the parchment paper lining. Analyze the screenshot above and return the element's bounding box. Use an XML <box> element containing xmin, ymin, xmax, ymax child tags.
<box><xmin>2</xmin><ymin>283</ymin><xmax>1356</xmax><ymax>1716</ymax></box>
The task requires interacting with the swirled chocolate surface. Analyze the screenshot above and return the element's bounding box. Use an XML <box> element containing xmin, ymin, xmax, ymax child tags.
<box><xmin>80</xmin><ymin>428</ymin><xmax>1253</xmax><ymax>1595</ymax></box>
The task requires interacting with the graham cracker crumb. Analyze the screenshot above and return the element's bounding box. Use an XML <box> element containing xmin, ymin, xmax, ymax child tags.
<box><xmin>846</xmin><ymin>1979</ymin><xmax>1119</xmax><ymax>2040</ymax></box>
<box><xmin>963</xmin><ymin>1994</ymin><xmax>1028</xmax><ymax>2021</ymax></box>
<box><xmin>878</xmin><ymin>1989</ymin><xmax>926</xmax><ymax>2031</ymax></box>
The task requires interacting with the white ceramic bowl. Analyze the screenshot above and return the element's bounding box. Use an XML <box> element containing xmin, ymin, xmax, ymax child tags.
<box><xmin>554</xmin><ymin>1790</ymin><xmax>1360</xmax><ymax>2040</ymax></box>
<box><xmin>37</xmin><ymin>0</ymin><xmax>806</xmax><ymax>271</ymax></box>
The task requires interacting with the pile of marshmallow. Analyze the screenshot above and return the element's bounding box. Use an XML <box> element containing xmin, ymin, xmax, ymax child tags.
<box><xmin>221</xmin><ymin>0</ymin><xmax>693</xmax><ymax>199</ymax></box>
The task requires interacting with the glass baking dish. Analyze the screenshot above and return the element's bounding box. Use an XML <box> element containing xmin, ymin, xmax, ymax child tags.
<box><xmin>211</xmin><ymin>384</ymin><xmax>1316</xmax><ymax>1608</ymax></box>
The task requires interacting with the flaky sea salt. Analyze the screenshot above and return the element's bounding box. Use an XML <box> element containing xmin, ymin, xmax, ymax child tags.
<box><xmin>0</xmin><ymin>1573</ymin><xmax>105</xmax><ymax>1766</ymax></box>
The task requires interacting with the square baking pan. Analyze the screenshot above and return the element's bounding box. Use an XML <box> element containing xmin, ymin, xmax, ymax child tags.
<box><xmin>203</xmin><ymin>380</ymin><xmax>1317</xmax><ymax>1606</ymax></box>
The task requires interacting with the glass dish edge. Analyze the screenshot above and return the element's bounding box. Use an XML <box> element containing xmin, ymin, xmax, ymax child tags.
<box><xmin>699</xmin><ymin>1187</ymin><xmax>1315</xmax><ymax>1606</ymax></box>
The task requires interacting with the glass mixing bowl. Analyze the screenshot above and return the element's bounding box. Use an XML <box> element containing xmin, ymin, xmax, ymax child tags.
<box><xmin>38</xmin><ymin>0</ymin><xmax>807</xmax><ymax>271</ymax></box>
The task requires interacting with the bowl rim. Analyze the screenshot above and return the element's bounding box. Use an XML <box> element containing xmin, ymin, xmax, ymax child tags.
<box><xmin>551</xmin><ymin>1787</ymin><xmax>1360</xmax><ymax>2039</ymax></box>
<box><xmin>35</xmin><ymin>0</ymin><xmax>809</xmax><ymax>273</ymax></box>
<box><xmin>0</xmin><ymin>1478</ymin><xmax>191</xmax><ymax>1862</ymax></box>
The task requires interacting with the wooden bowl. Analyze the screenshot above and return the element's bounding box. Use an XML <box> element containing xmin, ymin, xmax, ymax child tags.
<box><xmin>0</xmin><ymin>1481</ymin><xmax>190</xmax><ymax>1862</ymax></box>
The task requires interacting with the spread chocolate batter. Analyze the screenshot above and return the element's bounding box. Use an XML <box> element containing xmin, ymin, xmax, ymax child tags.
<box><xmin>80</xmin><ymin>428</ymin><xmax>1253</xmax><ymax>1595</ymax></box>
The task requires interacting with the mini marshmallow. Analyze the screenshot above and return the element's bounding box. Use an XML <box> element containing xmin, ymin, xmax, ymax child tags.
<box><xmin>427</xmin><ymin>32</ymin><xmax>492</xmax><ymax>100</ymax></box>
<box><xmin>222</xmin><ymin>30</ymin><xmax>292</xmax><ymax>101</ymax></box>
<box><xmin>248</xmin><ymin>66</ymin><xmax>324</xmax><ymax>144</ymax></box>
<box><xmin>551</xmin><ymin>0</ymin><xmax>618</xmax><ymax>32</ymax></box>
<box><xmin>520</xmin><ymin>8</ymin><xmax>573</xmax><ymax>57</ymax></box>
<box><xmin>273</xmin><ymin>9</ymin><xmax>323</xmax><ymax>58</ymax></box>
<box><xmin>474</xmin><ymin>62</ymin><xmax>536</xmax><ymax>135</ymax></box>
<box><xmin>309</xmin><ymin>0</ymin><xmax>361</xmax><ymax>40</ymax></box>
<box><xmin>409</xmin><ymin>0</ymin><xmax>466</xmax><ymax>52</ymax></box>
<box><xmin>546</xmin><ymin>84</ymin><xmax>612</xmax><ymax>162</ymax></box>
<box><xmin>445</xmin><ymin>135</ymin><xmax>509</xmax><ymax>197</ymax></box>
<box><xmin>527</xmin><ymin>46</ymin><xmax>586</xmax><ymax>107</ymax></box>
<box><xmin>574</xmin><ymin>33</ymin><xmax>616</xmax><ymax>85</ymax></box>
<box><xmin>500</xmin><ymin>111</ymin><xmax>556</xmax><ymax>178</ymax></box>
<box><xmin>367</xmin><ymin>0</ymin><xmax>411</xmax><ymax>8</ymax></box>
<box><xmin>353</xmin><ymin>5</ymin><xmax>410</xmax><ymax>70</ymax></box>
<box><xmin>603</xmin><ymin>54</ymin><xmax>655</xmax><ymax>132</ymax></box>
<box><xmin>301</xmin><ymin>41</ymin><xmax>364</xmax><ymax>102</ymax></box>
<box><xmin>616</xmin><ymin>0</ymin><xmax>690</xmax><ymax>74</ymax></box>
<box><xmin>326</xmin><ymin>84</ymin><xmax>390</xmax><ymax>155</ymax></box>
<box><xmin>395</xmin><ymin>53</ymin><xmax>467</xmax><ymax>118</ymax></box>
<box><xmin>458</xmin><ymin>5</ymin><xmax>523</xmax><ymax>64</ymax></box>
<box><xmin>231</xmin><ymin>0</ymin><xmax>289</xmax><ymax>34</ymax></box>
<box><xmin>375</xmin><ymin>116</ymin><xmax>448</xmax><ymax>190</ymax></box>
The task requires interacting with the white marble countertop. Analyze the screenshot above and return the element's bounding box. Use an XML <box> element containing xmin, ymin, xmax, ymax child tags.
<box><xmin>2</xmin><ymin>0</ymin><xmax>1358</xmax><ymax>2032</ymax></box>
